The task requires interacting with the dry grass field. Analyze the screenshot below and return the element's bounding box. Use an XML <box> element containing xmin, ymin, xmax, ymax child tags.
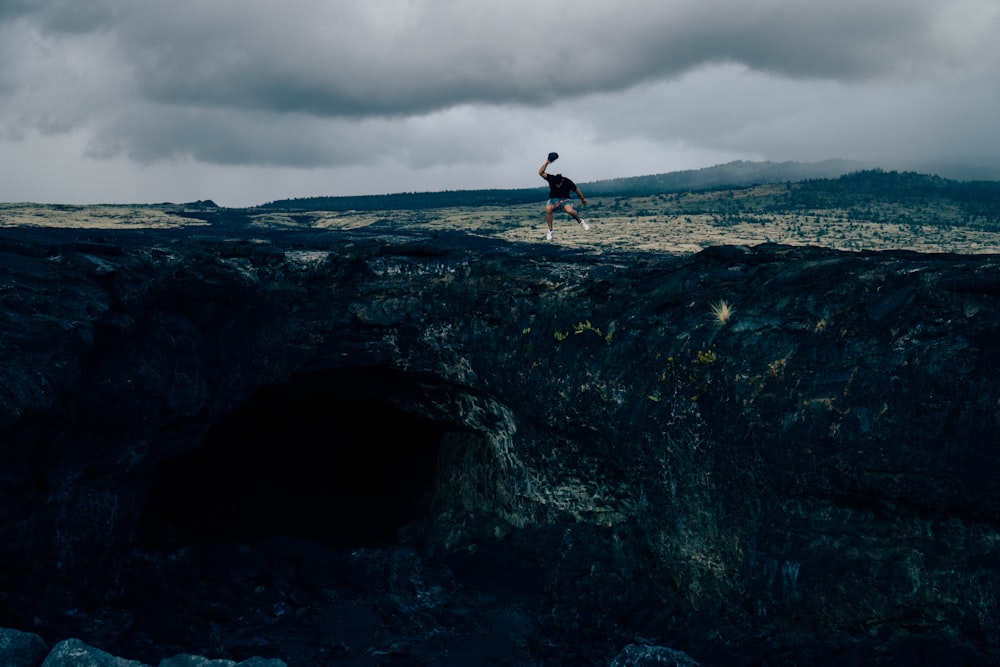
<box><xmin>252</xmin><ymin>186</ymin><xmax>1000</xmax><ymax>255</ymax></box>
<box><xmin>0</xmin><ymin>203</ymin><xmax>209</xmax><ymax>230</ymax></box>
<box><xmin>3</xmin><ymin>183</ymin><xmax>998</xmax><ymax>255</ymax></box>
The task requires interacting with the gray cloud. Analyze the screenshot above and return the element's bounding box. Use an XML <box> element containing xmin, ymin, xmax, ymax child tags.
<box><xmin>0</xmin><ymin>0</ymin><xmax>998</xmax><ymax>205</ymax></box>
<box><xmin>101</xmin><ymin>1</ymin><xmax>974</xmax><ymax>116</ymax></box>
<box><xmin>0</xmin><ymin>0</ymin><xmax>125</xmax><ymax>33</ymax></box>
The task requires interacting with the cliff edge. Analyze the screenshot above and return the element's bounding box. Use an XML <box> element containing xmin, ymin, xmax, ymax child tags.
<box><xmin>0</xmin><ymin>226</ymin><xmax>997</xmax><ymax>665</ymax></box>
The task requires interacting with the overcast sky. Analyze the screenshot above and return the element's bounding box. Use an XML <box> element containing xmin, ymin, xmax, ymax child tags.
<box><xmin>1</xmin><ymin>0</ymin><xmax>998</xmax><ymax>207</ymax></box>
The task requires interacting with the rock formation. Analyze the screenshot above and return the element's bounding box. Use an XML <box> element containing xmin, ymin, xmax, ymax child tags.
<box><xmin>0</xmin><ymin>225</ymin><xmax>997</xmax><ymax>665</ymax></box>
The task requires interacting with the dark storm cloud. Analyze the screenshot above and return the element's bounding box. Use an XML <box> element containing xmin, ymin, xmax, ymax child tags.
<box><xmin>85</xmin><ymin>106</ymin><xmax>373</xmax><ymax>167</ymax></box>
<box><xmin>0</xmin><ymin>0</ymin><xmax>125</xmax><ymax>33</ymax></box>
<box><xmin>1</xmin><ymin>0</ymin><xmax>997</xmax><ymax>200</ymax></box>
<box><xmin>7</xmin><ymin>1</ymin><xmax>984</xmax><ymax>116</ymax></box>
<box><xmin>110</xmin><ymin>1</ymin><xmax>945</xmax><ymax>118</ymax></box>
<box><xmin>85</xmin><ymin>101</ymin><xmax>506</xmax><ymax>170</ymax></box>
<box><xmin>0</xmin><ymin>0</ymin><xmax>33</xmax><ymax>20</ymax></box>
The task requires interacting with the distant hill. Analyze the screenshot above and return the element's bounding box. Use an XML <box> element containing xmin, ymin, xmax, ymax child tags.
<box><xmin>895</xmin><ymin>161</ymin><xmax>1000</xmax><ymax>182</ymax></box>
<box><xmin>256</xmin><ymin>160</ymin><xmax>870</xmax><ymax>212</ymax></box>
<box><xmin>581</xmin><ymin>159</ymin><xmax>871</xmax><ymax>196</ymax></box>
<box><xmin>256</xmin><ymin>160</ymin><xmax>998</xmax><ymax>213</ymax></box>
<box><xmin>257</xmin><ymin>188</ymin><xmax>541</xmax><ymax>212</ymax></box>
<box><xmin>789</xmin><ymin>169</ymin><xmax>1000</xmax><ymax>221</ymax></box>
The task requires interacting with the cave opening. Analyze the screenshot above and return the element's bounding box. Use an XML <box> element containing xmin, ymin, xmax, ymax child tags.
<box><xmin>140</xmin><ymin>368</ymin><xmax>449</xmax><ymax>550</ymax></box>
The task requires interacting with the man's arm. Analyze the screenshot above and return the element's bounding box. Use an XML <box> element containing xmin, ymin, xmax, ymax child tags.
<box><xmin>574</xmin><ymin>186</ymin><xmax>587</xmax><ymax>206</ymax></box>
<box><xmin>539</xmin><ymin>160</ymin><xmax>551</xmax><ymax>180</ymax></box>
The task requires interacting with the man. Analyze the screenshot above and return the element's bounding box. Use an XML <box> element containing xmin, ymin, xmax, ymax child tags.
<box><xmin>539</xmin><ymin>155</ymin><xmax>589</xmax><ymax>241</ymax></box>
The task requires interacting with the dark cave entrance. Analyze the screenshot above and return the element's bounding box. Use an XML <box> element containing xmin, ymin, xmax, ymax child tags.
<box><xmin>140</xmin><ymin>368</ymin><xmax>448</xmax><ymax>550</ymax></box>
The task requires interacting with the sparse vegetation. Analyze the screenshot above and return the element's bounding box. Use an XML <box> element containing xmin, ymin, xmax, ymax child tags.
<box><xmin>573</xmin><ymin>320</ymin><xmax>614</xmax><ymax>342</ymax></box>
<box><xmin>709</xmin><ymin>300</ymin><xmax>733</xmax><ymax>325</ymax></box>
<box><xmin>555</xmin><ymin>320</ymin><xmax>615</xmax><ymax>343</ymax></box>
<box><xmin>695</xmin><ymin>349</ymin><xmax>718</xmax><ymax>365</ymax></box>
<box><xmin>294</xmin><ymin>170</ymin><xmax>997</xmax><ymax>254</ymax></box>
<box><xmin>5</xmin><ymin>168</ymin><xmax>998</xmax><ymax>254</ymax></box>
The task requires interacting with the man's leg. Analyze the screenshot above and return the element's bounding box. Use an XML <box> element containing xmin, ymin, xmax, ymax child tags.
<box><xmin>564</xmin><ymin>204</ymin><xmax>588</xmax><ymax>229</ymax></box>
<box><xmin>545</xmin><ymin>204</ymin><xmax>556</xmax><ymax>239</ymax></box>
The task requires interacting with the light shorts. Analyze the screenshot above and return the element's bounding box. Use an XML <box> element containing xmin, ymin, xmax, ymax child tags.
<box><xmin>547</xmin><ymin>198</ymin><xmax>572</xmax><ymax>209</ymax></box>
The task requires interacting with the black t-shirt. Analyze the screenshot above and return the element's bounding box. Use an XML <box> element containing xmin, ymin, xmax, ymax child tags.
<box><xmin>544</xmin><ymin>174</ymin><xmax>576</xmax><ymax>199</ymax></box>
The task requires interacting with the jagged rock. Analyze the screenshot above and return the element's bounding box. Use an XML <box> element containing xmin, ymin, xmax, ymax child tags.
<box><xmin>0</xmin><ymin>227</ymin><xmax>998</xmax><ymax>665</ymax></box>
<box><xmin>0</xmin><ymin>627</ymin><xmax>49</xmax><ymax>667</ymax></box>
<box><xmin>41</xmin><ymin>639</ymin><xmax>145</xmax><ymax>667</ymax></box>
<box><xmin>157</xmin><ymin>655</ymin><xmax>286</xmax><ymax>667</ymax></box>
<box><xmin>610</xmin><ymin>643</ymin><xmax>702</xmax><ymax>666</ymax></box>
<box><xmin>35</xmin><ymin>640</ymin><xmax>288</xmax><ymax>667</ymax></box>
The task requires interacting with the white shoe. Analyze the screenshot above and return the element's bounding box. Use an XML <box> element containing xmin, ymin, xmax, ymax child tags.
<box><xmin>546</xmin><ymin>229</ymin><xmax>553</xmax><ymax>241</ymax></box>
<box><xmin>580</xmin><ymin>219</ymin><xmax>589</xmax><ymax>230</ymax></box>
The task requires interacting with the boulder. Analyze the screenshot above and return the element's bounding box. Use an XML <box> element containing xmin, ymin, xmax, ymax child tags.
<box><xmin>610</xmin><ymin>644</ymin><xmax>702</xmax><ymax>666</ymax></box>
<box><xmin>41</xmin><ymin>639</ymin><xmax>145</xmax><ymax>667</ymax></box>
<box><xmin>0</xmin><ymin>628</ymin><xmax>49</xmax><ymax>667</ymax></box>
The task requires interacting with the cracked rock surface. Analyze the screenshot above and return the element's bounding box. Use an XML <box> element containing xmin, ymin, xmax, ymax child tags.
<box><xmin>0</xmin><ymin>226</ymin><xmax>997</xmax><ymax>665</ymax></box>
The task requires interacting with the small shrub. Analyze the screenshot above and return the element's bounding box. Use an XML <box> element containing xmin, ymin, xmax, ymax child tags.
<box><xmin>709</xmin><ymin>299</ymin><xmax>733</xmax><ymax>325</ymax></box>
<box><xmin>573</xmin><ymin>320</ymin><xmax>603</xmax><ymax>337</ymax></box>
<box><xmin>695</xmin><ymin>349</ymin><xmax>717</xmax><ymax>364</ymax></box>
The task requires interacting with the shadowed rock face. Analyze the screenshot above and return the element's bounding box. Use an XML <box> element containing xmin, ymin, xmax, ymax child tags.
<box><xmin>0</xmin><ymin>227</ymin><xmax>998</xmax><ymax>665</ymax></box>
<box><xmin>140</xmin><ymin>367</ymin><xmax>447</xmax><ymax>549</ymax></box>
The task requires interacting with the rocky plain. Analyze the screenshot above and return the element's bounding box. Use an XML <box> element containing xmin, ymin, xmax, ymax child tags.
<box><xmin>0</xmin><ymin>186</ymin><xmax>998</xmax><ymax>666</ymax></box>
